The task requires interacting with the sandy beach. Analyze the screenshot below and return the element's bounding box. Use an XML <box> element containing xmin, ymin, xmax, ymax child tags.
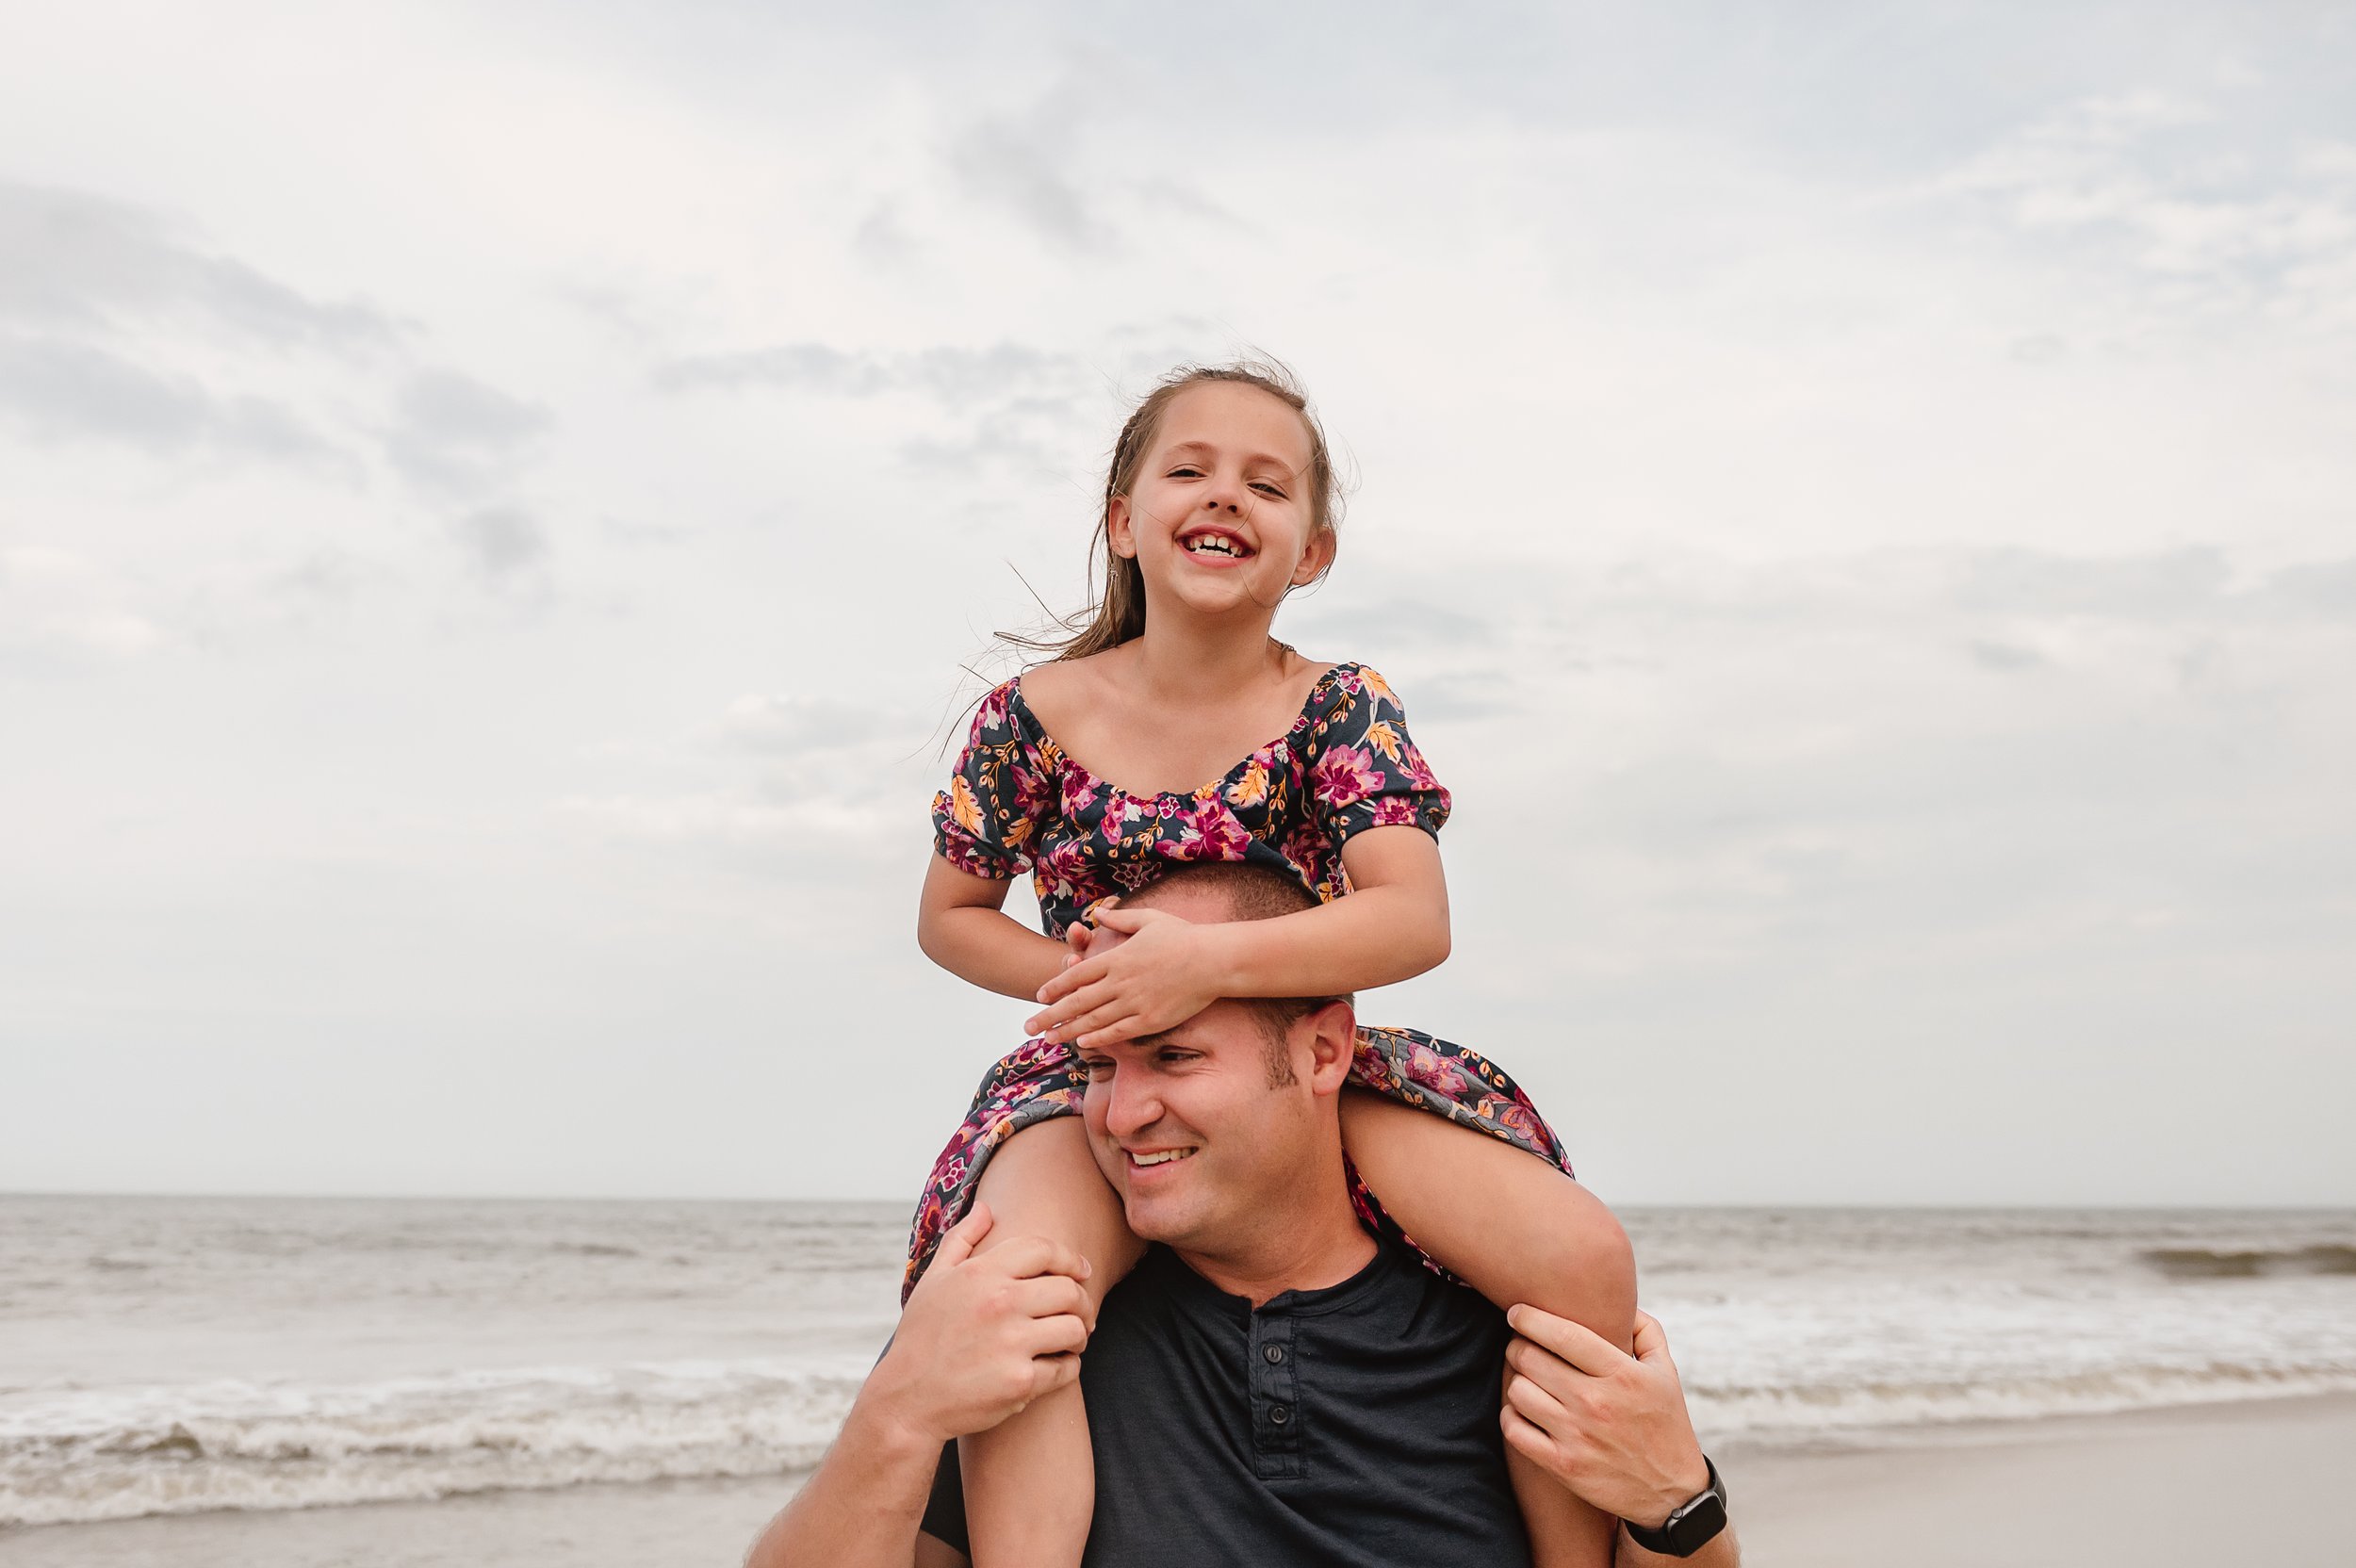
<box><xmin>1728</xmin><ymin>1393</ymin><xmax>2356</xmax><ymax>1566</ymax></box>
<box><xmin>6</xmin><ymin>1393</ymin><xmax>2348</xmax><ymax>1567</ymax></box>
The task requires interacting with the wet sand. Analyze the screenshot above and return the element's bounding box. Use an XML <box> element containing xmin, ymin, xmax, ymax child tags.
<box><xmin>1727</xmin><ymin>1393</ymin><xmax>2356</xmax><ymax>1567</ymax></box>
<box><xmin>7</xmin><ymin>1394</ymin><xmax>2350</xmax><ymax>1567</ymax></box>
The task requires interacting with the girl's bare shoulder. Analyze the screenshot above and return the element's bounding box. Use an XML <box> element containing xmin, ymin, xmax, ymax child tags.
<box><xmin>1014</xmin><ymin>648</ymin><xmax>1130</xmax><ymax>743</ymax></box>
<box><xmin>1284</xmin><ymin>648</ymin><xmax>1341</xmax><ymax>685</ymax></box>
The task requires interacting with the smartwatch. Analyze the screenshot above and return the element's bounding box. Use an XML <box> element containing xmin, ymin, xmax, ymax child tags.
<box><xmin>1622</xmin><ymin>1456</ymin><xmax>1728</xmax><ymax>1558</ymax></box>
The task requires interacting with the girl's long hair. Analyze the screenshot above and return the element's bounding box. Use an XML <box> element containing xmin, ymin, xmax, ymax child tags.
<box><xmin>1003</xmin><ymin>357</ymin><xmax>1345</xmax><ymax>662</ymax></box>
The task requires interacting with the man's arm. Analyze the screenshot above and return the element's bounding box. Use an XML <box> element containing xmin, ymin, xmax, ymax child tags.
<box><xmin>748</xmin><ymin>1397</ymin><xmax>945</xmax><ymax>1568</ymax></box>
<box><xmin>1501</xmin><ymin>1308</ymin><xmax>1741</xmax><ymax>1568</ymax></box>
<box><xmin>745</xmin><ymin>1205</ymin><xmax>1093</xmax><ymax>1568</ymax></box>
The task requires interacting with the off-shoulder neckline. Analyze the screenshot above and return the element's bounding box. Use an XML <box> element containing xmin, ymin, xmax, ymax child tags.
<box><xmin>1007</xmin><ymin>661</ymin><xmax>1360</xmax><ymax>803</ymax></box>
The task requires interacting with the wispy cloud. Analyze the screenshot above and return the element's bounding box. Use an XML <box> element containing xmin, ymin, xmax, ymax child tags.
<box><xmin>2264</xmin><ymin>556</ymin><xmax>2356</xmax><ymax>617</ymax></box>
<box><xmin>652</xmin><ymin>340</ymin><xmax>1072</xmax><ymax>399</ymax></box>
<box><xmin>0</xmin><ymin>335</ymin><xmax>344</xmax><ymax>468</ymax></box>
<box><xmin>945</xmin><ymin>106</ymin><xmax>1108</xmax><ymax>251</ymax></box>
<box><xmin>451</xmin><ymin>506</ymin><xmax>551</xmax><ymax>583</ymax></box>
<box><xmin>384</xmin><ymin>369</ymin><xmax>551</xmax><ymax>496</ymax></box>
<box><xmin>0</xmin><ymin>180</ymin><xmax>398</xmax><ymax>351</ymax></box>
<box><xmin>0</xmin><ymin>180</ymin><xmax>561</xmax><ymax>520</ymax></box>
<box><xmin>1934</xmin><ymin>92</ymin><xmax>2356</xmax><ymax>332</ymax></box>
<box><xmin>553</xmin><ymin>789</ymin><xmax>907</xmax><ymax>884</ymax></box>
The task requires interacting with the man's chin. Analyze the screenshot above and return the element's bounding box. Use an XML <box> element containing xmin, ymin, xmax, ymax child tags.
<box><xmin>1117</xmin><ymin>1184</ymin><xmax>1203</xmax><ymax>1247</ymax></box>
<box><xmin>1117</xmin><ymin>1192</ymin><xmax>1181</xmax><ymax>1243</ymax></box>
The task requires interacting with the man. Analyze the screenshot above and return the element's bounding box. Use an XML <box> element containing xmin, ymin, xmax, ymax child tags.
<box><xmin>753</xmin><ymin>863</ymin><xmax>1737</xmax><ymax>1566</ymax></box>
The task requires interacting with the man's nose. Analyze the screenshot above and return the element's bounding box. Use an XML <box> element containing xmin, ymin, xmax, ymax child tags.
<box><xmin>1103</xmin><ymin>1069</ymin><xmax>1162</xmax><ymax>1137</ymax></box>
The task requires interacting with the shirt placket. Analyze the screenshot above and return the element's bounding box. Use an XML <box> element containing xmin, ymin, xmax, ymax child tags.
<box><xmin>1247</xmin><ymin>1305</ymin><xmax>1302</xmax><ymax>1479</ymax></box>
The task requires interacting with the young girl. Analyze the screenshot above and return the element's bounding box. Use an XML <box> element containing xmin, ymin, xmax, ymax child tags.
<box><xmin>912</xmin><ymin>362</ymin><xmax>1635</xmax><ymax>1566</ymax></box>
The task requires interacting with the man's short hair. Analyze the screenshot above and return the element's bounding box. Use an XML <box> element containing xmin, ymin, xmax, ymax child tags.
<box><xmin>1121</xmin><ymin>862</ymin><xmax>1352</xmax><ymax>1086</ymax></box>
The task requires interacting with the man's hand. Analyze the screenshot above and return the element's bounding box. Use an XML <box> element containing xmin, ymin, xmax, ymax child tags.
<box><xmin>748</xmin><ymin>1205</ymin><xmax>1093</xmax><ymax>1568</ymax></box>
<box><xmin>863</xmin><ymin>1203</ymin><xmax>1096</xmax><ymax>1450</ymax></box>
<box><xmin>1026</xmin><ymin>905</ymin><xmax>1219</xmax><ymax>1048</ymax></box>
<box><xmin>1501</xmin><ymin>1307</ymin><xmax>1710</xmax><ymax>1530</ymax></box>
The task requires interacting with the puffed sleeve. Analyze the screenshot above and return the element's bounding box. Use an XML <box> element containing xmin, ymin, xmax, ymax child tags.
<box><xmin>931</xmin><ymin>680</ymin><xmax>1049</xmax><ymax>878</ymax></box>
<box><xmin>1306</xmin><ymin>665</ymin><xmax>1452</xmax><ymax>847</ymax></box>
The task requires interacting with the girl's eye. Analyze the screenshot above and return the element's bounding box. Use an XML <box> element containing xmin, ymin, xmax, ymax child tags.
<box><xmin>1169</xmin><ymin>466</ymin><xmax>1203</xmax><ymax>478</ymax></box>
<box><xmin>1081</xmin><ymin>1058</ymin><xmax>1114</xmax><ymax>1080</ymax></box>
<box><xmin>1251</xmin><ymin>482</ymin><xmax>1286</xmax><ymax>498</ymax></box>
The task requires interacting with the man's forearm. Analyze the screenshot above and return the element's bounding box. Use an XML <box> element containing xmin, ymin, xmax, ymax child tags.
<box><xmin>1616</xmin><ymin>1526</ymin><xmax>1739</xmax><ymax>1568</ymax></box>
<box><xmin>746</xmin><ymin>1403</ymin><xmax>939</xmax><ymax>1568</ymax></box>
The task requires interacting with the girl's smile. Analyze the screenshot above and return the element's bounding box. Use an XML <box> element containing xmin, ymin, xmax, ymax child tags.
<box><xmin>1174</xmin><ymin>520</ymin><xmax>1252</xmax><ymax>563</ymax></box>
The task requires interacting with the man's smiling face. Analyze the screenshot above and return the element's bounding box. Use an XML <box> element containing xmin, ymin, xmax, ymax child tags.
<box><xmin>1076</xmin><ymin>994</ymin><xmax>1327</xmax><ymax>1255</ymax></box>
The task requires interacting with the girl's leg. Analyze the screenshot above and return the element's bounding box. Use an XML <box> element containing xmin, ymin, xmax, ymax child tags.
<box><xmin>957</xmin><ymin>1116</ymin><xmax>1144</xmax><ymax>1568</ymax></box>
<box><xmin>1340</xmin><ymin>1089</ymin><xmax>1634</xmax><ymax>1568</ymax></box>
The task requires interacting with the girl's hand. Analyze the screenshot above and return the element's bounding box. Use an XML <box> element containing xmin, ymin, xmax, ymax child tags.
<box><xmin>1025</xmin><ymin>906</ymin><xmax>1221</xmax><ymax>1049</ymax></box>
<box><xmin>1061</xmin><ymin>919</ymin><xmax>1092</xmax><ymax>970</ymax></box>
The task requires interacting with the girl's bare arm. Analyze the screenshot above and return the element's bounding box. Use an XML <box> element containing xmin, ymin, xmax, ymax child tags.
<box><xmin>1027</xmin><ymin>825</ymin><xmax>1449</xmax><ymax>1046</ymax></box>
<box><xmin>917</xmin><ymin>855</ymin><xmax>1069</xmax><ymax>1003</ymax></box>
<box><xmin>1203</xmin><ymin>825</ymin><xmax>1449</xmax><ymax>996</ymax></box>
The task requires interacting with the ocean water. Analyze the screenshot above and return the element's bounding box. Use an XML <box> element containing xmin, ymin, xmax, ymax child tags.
<box><xmin>3</xmin><ymin>1196</ymin><xmax>2352</xmax><ymax>1530</ymax></box>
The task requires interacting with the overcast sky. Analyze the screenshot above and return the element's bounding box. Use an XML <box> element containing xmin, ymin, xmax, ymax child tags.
<box><xmin>4</xmin><ymin>1</ymin><xmax>2351</xmax><ymax>1207</ymax></box>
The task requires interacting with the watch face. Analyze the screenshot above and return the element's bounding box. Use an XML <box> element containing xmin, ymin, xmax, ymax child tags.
<box><xmin>1667</xmin><ymin>1492</ymin><xmax>1728</xmax><ymax>1553</ymax></box>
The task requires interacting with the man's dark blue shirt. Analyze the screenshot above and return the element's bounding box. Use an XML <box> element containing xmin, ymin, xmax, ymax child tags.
<box><xmin>923</xmin><ymin>1236</ymin><xmax>1532</xmax><ymax>1566</ymax></box>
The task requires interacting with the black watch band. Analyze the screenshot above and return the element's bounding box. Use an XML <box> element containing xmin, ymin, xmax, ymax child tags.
<box><xmin>1622</xmin><ymin>1456</ymin><xmax>1728</xmax><ymax>1558</ymax></box>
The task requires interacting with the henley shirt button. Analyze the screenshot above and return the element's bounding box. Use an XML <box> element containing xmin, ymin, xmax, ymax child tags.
<box><xmin>1269</xmin><ymin>1404</ymin><xmax>1291</xmax><ymax>1425</ymax></box>
<box><xmin>1264</xmin><ymin>1345</ymin><xmax>1285</xmax><ymax>1364</ymax></box>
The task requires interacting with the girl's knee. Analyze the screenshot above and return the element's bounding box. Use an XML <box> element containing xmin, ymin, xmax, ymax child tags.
<box><xmin>972</xmin><ymin>1118</ymin><xmax>1140</xmax><ymax>1299</ymax></box>
<box><xmin>975</xmin><ymin>1116</ymin><xmax>1097</xmax><ymax>1198</ymax></box>
<box><xmin>1521</xmin><ymin>1186</ymin><xmax>1637</xmax><ymax>1345</ymax></box>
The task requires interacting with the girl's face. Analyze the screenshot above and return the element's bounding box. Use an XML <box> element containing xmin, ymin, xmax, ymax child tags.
<box><xmin>1107</xmin><ymin>381</ymin><xmax>1333</xmax><ymax>623</ymax></box>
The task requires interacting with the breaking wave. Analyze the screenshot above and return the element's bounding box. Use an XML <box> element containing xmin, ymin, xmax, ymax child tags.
<box><xmin>0</xmin><ymin>1359</ymin><xmax>863</xmax><ymax>1528</ymax></box>
<box><xmin>2140</xmin><ymin>1245</ymin><xmax>2356</xmax><ymax>1280</ymax></box>
<box><xmin>1689</xmin><ymin>1362</ymin><xmax>2356</xmax><ymax>1442</ymax></box>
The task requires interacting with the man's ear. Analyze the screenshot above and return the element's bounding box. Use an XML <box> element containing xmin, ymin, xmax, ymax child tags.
<box><xmin>1106</xmin><ymin>495</ymin><xmax>1137</xmax><ymax>560</ymax></box>
<box><xmin>1303</xmin><ymin>1001</ymin><xmax>1357</xmax><ymax>1094</ymax></box>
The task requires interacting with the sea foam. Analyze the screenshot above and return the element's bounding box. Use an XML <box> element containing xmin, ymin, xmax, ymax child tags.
<box><xmin>0</xmin><ymin>1360</ymin><xmax>863</xmax><ymax>1527</ymax></box>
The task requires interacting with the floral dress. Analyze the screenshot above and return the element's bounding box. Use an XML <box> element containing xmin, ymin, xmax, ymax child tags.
<box><xmin>908</xmin><ymin>662</ymin><xmax>1570</xmax><ymax>1299</ymax></box>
